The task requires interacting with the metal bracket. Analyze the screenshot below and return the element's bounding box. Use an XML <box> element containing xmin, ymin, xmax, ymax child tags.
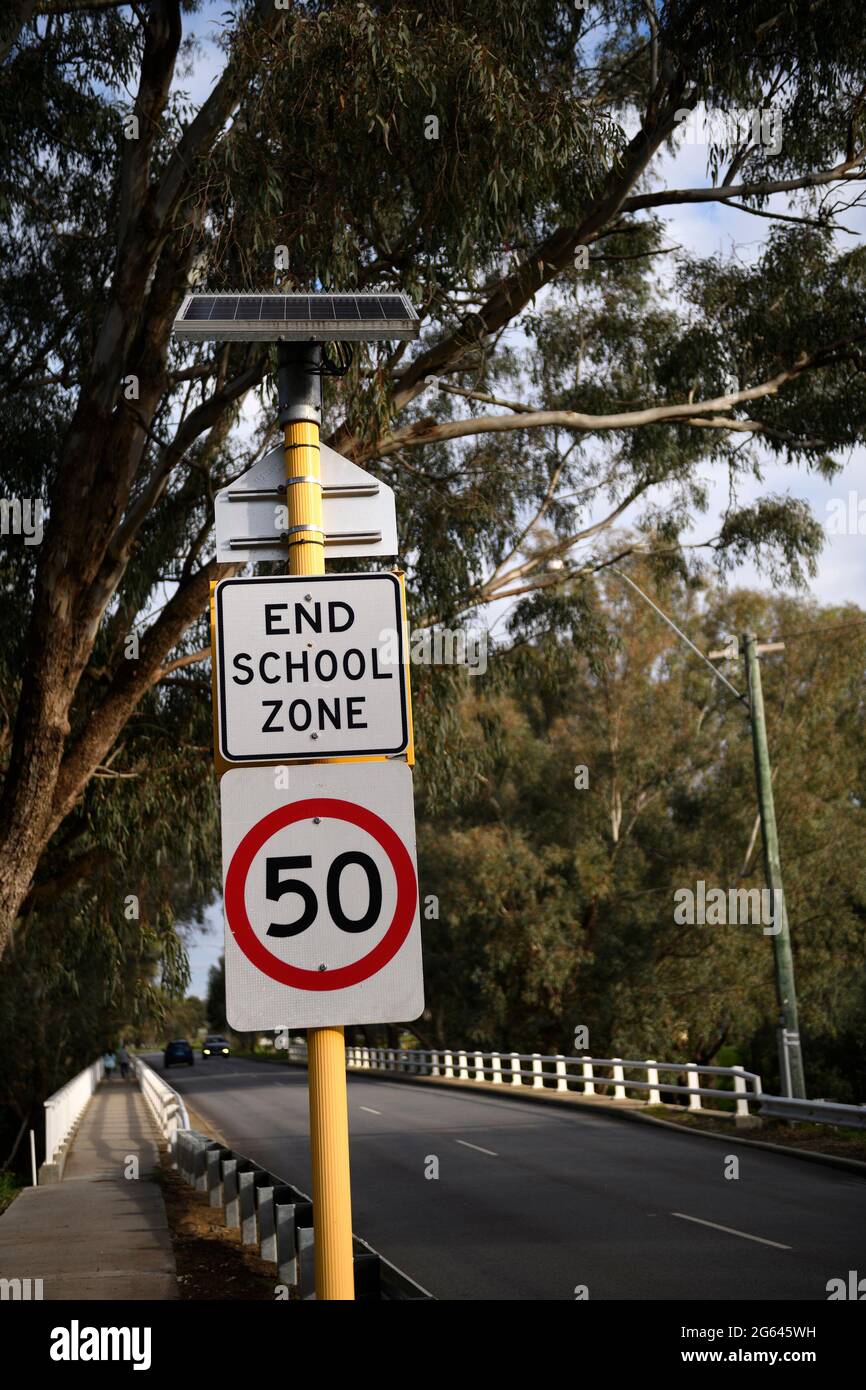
<box><xmin>225</xmin><ymin>482</ymin><xmax>379</xmax><ymax>502</ymax></box>
<box><xmin>227</xmin><ymin>529</ymin><xmax>383</xmax><ymax>550</ymax></box>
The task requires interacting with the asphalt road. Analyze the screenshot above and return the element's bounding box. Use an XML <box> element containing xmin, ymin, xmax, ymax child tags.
<box><xmin>149</xmin><ymin>1053</ymin><xmax>866</xmax><ymax>1301</ymax></box>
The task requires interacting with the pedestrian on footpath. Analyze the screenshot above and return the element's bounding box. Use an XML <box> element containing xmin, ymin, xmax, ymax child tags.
<box><xmin>103</xmin><ymin>1050</ymin><xmax>116</xmax><ymax>1081</ymax></box>
<box><xmin>118</xmin><ymin>1044</ymin><xmax>131</xmax><ymax>1080</ymax></box>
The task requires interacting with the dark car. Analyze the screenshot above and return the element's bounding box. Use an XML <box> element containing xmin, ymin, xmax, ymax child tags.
<box><xmin>164</xmin><ymin>1039</ymin><xmax>194</xmax><ymax>1068</ymax></box>
<box><xmin>202</xmin><ymin>1035</ymin><xmax>231</xmax><ymax>1058</ymax></box>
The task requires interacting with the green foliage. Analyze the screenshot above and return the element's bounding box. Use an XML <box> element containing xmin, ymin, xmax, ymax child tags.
<box><xmin>1</xmin><ymin>1</ymin><xmax>866</xmax><ymax>1138</ymax></box>
<box><xmin>416</xmin><ymin>577</ymin><xmax>866</xmax><ymax>1098</ymax></box>
<box><xmin>214</xmin><ymin>1</ymin><xmax>620</xmax><ymax>293</ymax></box>
<box><xmin>206</xmin><ymin>955</ymin><xmax>227</xmax><ymax>1035</ymax></box>
<box><xmin>0</xmin><ymin>1168</ymin><xmax>20</xmax><ymax>1215</ymax></box>
<box><xmin>421</xmin><ymin>823</ymin><xmax>585</xmax><ymax>1050</ymax></box>
<box><xmin>159</xmin><ymin>993</ymin><xmax>207</xmax><ymax>1044</ymax></box>
<box><xmin>0</xmin><ymin>596</ymin><xmax>220</xmax><ymax>1136</ymax></box>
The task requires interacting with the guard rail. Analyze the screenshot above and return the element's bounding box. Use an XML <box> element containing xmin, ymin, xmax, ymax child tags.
<box><xmin>134</xmin><ymin>1055</ymin><xmax>433</xmax><ymax>1299</ymax></box>
<box><xmin>312</xmin><ymin>1043</ymin><xmax>866</xmax><ymax>1128</ymax></box>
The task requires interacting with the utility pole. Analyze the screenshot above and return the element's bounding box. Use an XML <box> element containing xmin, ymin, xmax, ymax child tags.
<box><xmin>610</xmin><ymin>570</ymin><xmax>807</xmax><ymax>1098</ymax></box>
<box><xmin>277</xmin><ymin>340</ymin><xmax>355</xmax><ymax>1299</ymax></box>
<box><xmin>742</xmin><ymin>632</ymin><xmax>806</xmax><ymax>1099</ymax></box>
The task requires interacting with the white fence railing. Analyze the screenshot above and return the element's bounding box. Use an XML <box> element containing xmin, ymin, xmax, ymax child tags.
<box><xmin>341</xmin><ymin>1048</ymin><xmax>761</xmax><ymax>1118</ymax></box>
<box><xmin>43</xmin><ymin>1058</ymin><xmax>104</xmax><ymax>1162</ymax></box>
<box><xmin>278</xmin><ymin>1041</ymin><xmax>866</xmax><ymax>1129</ymax></box>
<box><xmin>133</xmin><ymin>1055</ymin><xmax>189</xmax><ymax>1144</ymax></box>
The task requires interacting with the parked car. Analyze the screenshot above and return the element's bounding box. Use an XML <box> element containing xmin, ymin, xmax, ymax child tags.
<box><xmin>202</xmin><ymin>1035</ymin><xmax>231</xmax><ymax>1058</ymax></box>
<box><xmin>164</xmin><ymin>1039</ymin><xmax>194</xmax><ymax>1068</ymax></box>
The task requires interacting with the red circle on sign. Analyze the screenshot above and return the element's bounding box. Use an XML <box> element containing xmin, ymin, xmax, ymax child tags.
<box><xmin>224</xmin><ymin>797</ymin><xmax>417</xmax><ymax>991</ymax></box>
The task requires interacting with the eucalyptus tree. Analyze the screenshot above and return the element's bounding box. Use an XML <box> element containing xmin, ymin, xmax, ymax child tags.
<box><xmin>417</xmin><ymin>578</ymin><xmax>866</xmax><ymax>1098</ymax></box>
<box><xmin>1</xmin><ymin>0</ymin><xmax>865</xmax><ymax>968</ymax></box>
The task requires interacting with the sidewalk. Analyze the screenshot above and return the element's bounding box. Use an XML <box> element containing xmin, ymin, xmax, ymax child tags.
<box><xmin>0</xmin><ymin>1077</ymin><xmax>178</xmax><ymax>1299</ymax></box>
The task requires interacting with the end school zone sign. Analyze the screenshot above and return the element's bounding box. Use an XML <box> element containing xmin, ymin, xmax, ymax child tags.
<box><xmin>213</xmin><ymin>573</ymin><xmax>411</xmax><ymax>763</ymax></box>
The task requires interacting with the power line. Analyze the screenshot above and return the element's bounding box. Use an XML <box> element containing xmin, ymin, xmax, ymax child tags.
<box><xmin>610</xmin><ymin>567</ymin><xmax>748</xmax><ymax>704</ymax></box>
<box><xmin>771</xmin><ymin>616</ymin><xmax>866</xmax><ymax>643</ymax></box>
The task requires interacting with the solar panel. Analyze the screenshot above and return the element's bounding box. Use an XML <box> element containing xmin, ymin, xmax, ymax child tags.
<box><xmin>212</xmin><ymin>298</ymin><xmax>240</xmax><ymax>319</ymax></box>
<box><xmin>259</xmin><ymin>298</ymin><xmax>286</xmax><ymax>320</ymax></box>
<box><xmin>172</xmin><ymin>292</ymin><xmax>418</xmax><ymax>342</ymax></box>
<box><xmin>282</xmin><ymin>297</ymin><xmax>311</xmax><ymax>319</ymax></box>
<box><xmin>185</xmin><ymin>298</ymin><xmax>216</xmax><ymax>320</ymax></box>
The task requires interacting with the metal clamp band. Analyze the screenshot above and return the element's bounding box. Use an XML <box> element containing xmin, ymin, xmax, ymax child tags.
<box><xmin>283</xmin><ymin>440</ymin><xmax>321</xmax><ymax>451</ymax></box>
<box><xmin>286</xmin><ymin>536</ymin><xmax>326</xmax><ymax>549</ymax></box>
<box><xmin>281</xmin><ymin>525</ymin><xmax>325</xmax><ymax>539</ymax></box>
<box><xmin>281</xmin><ymin>475</ymin><xmax>321</xmax><ymax>489</ymax></box>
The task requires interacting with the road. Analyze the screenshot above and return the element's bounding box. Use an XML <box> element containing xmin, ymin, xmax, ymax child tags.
<box><xmin>150</xmin><ymin>1053</ymin><xmax>866</xmax><ymax>1301</ymax></box>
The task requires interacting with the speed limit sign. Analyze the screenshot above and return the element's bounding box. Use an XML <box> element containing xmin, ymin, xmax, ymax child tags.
<box><xmin>221</xmin><ymin>761</ymin><xmax>424</xmax><ymax>1029</ymax></box>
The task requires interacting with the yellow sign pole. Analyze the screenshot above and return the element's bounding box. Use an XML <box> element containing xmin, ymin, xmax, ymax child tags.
<box><xmin>280</xmin><ymin>350</ymin><xmax>355</xmax><ymax>1301</ymax></box>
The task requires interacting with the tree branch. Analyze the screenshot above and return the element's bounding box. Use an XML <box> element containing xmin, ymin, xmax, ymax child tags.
<box><xmin>156</xmin><ymin>646</ymin><xmax>210</xmax><ymax>680</ymax></box>
<box><xmin>371</xmin><ymin>358</ymin><xmax>832</xmax><ymax>459</ymax></box>
<box><xmin>0</xmin><ymin>0</ymin><xmax>37</xmax><ymax>64</ymax></box>
<box><xmin>107</xmin><ymin>356</ymin><xmax>265</xmax><ymax>567</ymax></box>
<box><xmin>621</xmin><ymin>155</ymin><xmax>865</xmax><ymax>214</ymax></box>
<box><xmin>329</xmin><ymin>78</ymin><xmax>693</xmax><ymax>458</ymax></box>
<box><xmin>51</xmin><ymin>557</ymin><xmax>238</xmax><ymax>827</ymax></box>
<box><xmin>20</xmin><ymin>845</ymin><xmax>114</xmax><ymax>914</ymax></box>
<box><xmin>116</xmin><ymin>1</ymin><xmax>182</xmax><ymax>254</ymax></box>
<box><xmin>150</xmin><ymin>0</ymin><xmax>280</xmax><ymax>231</ymax></box>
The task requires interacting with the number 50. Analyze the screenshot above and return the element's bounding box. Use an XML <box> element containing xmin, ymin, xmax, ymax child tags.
<box><xmin>265</xmin><ymin>853</ymin><xmax>383</xmax><ymax>937</ymax></box>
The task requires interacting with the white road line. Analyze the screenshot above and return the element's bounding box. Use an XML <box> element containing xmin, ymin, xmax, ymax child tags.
<box><xmin>359</xmin><ymin>1106</ymin><xmax>382</xmax><ymax>1115</ymax></box>
<box><xmin>671</xmin><ymin>1212</ymin><xmax>791</xmax><ymax>1250</ymax></box>
<box><xmin>456</xmin><ymin>1139</ymin><xmax>498</xmax><ymax>1157</ymax></box>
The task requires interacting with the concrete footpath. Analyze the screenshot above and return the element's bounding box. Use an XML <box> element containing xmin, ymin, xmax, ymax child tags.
<box><xmin>0</xmin><ymin>1077</ymin><xmax>178</xmax><ymax>1299</ymax></box>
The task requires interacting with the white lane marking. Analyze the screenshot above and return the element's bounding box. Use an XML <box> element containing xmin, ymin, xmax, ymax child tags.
<box><xmin>671</xmin><ymin>1212</ymin><xmax>791</xmax><ymax>1249</ymax></box>
<box><xmin>456</xmin><ymin>1139</ymin><xmax>498</xmax><ymax>1157</ymax></box>
<box><xmin>359</xmin><ymin>1106</ymin><xmax>382</xmax><ymax>1115</ymax></box>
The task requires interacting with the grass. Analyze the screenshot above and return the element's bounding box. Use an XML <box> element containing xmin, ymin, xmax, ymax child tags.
<box><xmin>645</xmin><ymin>1106</ymin><xmax>866</xmax><ymax>1161</ymax></box>
<box><xmin>228</xmin><ymin>1047</ymin><xmax>297</xmax><ymax>1066</ymax></box>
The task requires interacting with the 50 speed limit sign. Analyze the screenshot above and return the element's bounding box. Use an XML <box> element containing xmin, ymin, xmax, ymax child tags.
<box><xmin>221</xmin><ymin>761</ymin><xmax>424</xmax><ymax>1029</ymax></box>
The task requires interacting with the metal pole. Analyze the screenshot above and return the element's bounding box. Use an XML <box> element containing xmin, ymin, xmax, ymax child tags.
<box><xmin>778</xmin><ymin>1025</ymin><xmax>793</xmax><ymax>1099</ymax></box>
<box><xmin>277</xmin><ymin>342</ymin><xmax>355</xmax><ymax>1300</ymax></box>
<box><xmin>743</xmin><ymin>632</ymin><xmax>806</xmax><ymax>1098</ymax></box>
<box><xmin>29</xmin><ymin>1129</ymin><xmax>37</xmax><ymax>1186</ymax></box>
<box><xmin>608</xmin><ymin>570</ymin><xmax>806</xmax><ymax>1098</ymax></box>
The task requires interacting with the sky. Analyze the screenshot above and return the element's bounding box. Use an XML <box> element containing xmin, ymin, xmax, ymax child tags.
<box><xmin>177</xmin><ymin>9</ymin><xmax>866</xmax><ymax>997</ymax></box>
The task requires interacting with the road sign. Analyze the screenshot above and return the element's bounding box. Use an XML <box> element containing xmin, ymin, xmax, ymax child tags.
<box><xmin>214</xmin><ymin>443</ymin><xmax>398</xmax><ymax>561</ymax></box>
<box><xmin>221</xmin><ymin>761</ymin><xmax>424</xmax><ymax>1030</ymax></box>
<box><xmin>214</xmin><ymin>572</ymin><xmax>409</xmax><ymax>763</ymax></box>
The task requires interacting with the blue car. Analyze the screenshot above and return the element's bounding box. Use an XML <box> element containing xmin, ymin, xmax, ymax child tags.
<box><xmin>164</xmin><ymin>1039</ymin><xmax>194</xmax><ymax>1068</ymax></box>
